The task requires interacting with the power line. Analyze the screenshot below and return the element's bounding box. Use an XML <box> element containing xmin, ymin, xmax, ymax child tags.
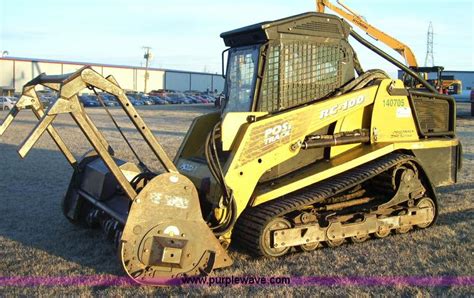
<box><xmin>142</xmin><ymin>46</ymin><xmax>153</xmax><ymax>93</ymax></box>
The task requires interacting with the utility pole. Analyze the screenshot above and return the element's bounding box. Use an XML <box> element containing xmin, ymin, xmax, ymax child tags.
<box><xmin>424</xmin><ymin>22</ymin><xmax>434</xmax><ymax>67</ymax></box>
<box><xmin>143</xmin><ymin>46</ymin><xmax>153</xmax><ymax>93</ymax></box>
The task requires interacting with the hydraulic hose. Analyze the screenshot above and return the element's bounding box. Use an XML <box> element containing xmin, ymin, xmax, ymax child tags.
<box><xmin>349</xmin><ymin>30</ymin><xmax>438</xmax><ymax>94</ymax></box>
<box><xmin>204</xmin><ymin>122</ymin><xmax>237</xmax><ymax>235</ymax></box>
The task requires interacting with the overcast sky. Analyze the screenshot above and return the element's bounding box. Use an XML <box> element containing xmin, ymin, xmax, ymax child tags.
<box><xmin>0</xmin><ymin>0</ymin><xmax>472</xmax><ymax>77</ymax></box>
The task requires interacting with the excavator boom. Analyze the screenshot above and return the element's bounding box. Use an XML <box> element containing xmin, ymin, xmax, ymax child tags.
<box><xmin>316</xmin><ymin>0</ymin><xmax>418</xmax><ymax>67</ymax></box>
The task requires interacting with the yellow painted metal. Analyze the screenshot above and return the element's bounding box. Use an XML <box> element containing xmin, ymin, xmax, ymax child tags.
<box><xmin>330</xmin><ymin>107</ymin><xmax>368</xmax><ymax>158</ymax></box>
<box><xmin>442</xmin><ymin>79</ymin><xmax>462</xmax><ymax>95</ymax></box>
<box><xmin>250</xmin><ymin>138</ymin><xmax>458</xmax><ymax>207</ymax></box>
<box><xmin>4</xmin><ymin>66</ymin><xmax>182</xmax><ymax>201</ymax></box>
<box><xmin>221</xmin><ymin>112</ymin><xmax>267</xmax><ymax>151</ymax></box>
<box><xmin>370</xmin><ymin>79</ymin><xmax>418</xmax><ymax>143</ymax></box>
<box><xmin>174</xmin><ymin>112</ymin><xmax>220</xmax><ymax>160</ymax></box>
<box><xmin>215</xmin><ymin>78</ymin><xmax>457</xmax><ymax>231</ymax></box>
<box><xmin>0</xmin><ymin>86</ymin><xmax>77</xmax><ymax>166</ymax></box>
<box><xmin>221</xmin><ymin>86</ymin><xmax>379</xmax><ymax>224</ymax></box>
<box><xmin>81</xmin><ymin>68</ymin><xmax>179</xmax><ymax>173</ymax></box>
<box><xmin>120</xmin><ymin>172</ymin><xmax>232</xmax><ymax>282</ymax></box>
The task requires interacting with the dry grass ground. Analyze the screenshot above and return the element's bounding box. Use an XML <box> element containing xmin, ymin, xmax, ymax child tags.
<box><xmin>0</xmin><ymin>103</ymin><xmax>472</xmax><ymax>296</ymax></box>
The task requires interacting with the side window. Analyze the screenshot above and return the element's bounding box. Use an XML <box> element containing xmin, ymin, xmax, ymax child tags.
<box><xmin>223</xmin><ymin>46</ymin><xmax>259</xmax><ymax>114</ymax></box>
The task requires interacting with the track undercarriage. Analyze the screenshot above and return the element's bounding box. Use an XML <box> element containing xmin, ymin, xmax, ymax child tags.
<box><xmin>233</xmin><ymin>153</ymin><xmax>437</xmax><ymax>256</ymax></box>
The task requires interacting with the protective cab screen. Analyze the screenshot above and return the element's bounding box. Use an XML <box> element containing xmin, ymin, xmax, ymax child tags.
<box><xmin>258</xmin><ymin>41</ymin><xmax>346</xmax><ymax>112</ymax></box>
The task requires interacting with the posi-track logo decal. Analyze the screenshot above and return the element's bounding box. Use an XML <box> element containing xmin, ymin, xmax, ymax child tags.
<box><xmin>264</xmin><ymin>122</ymin><xmax>292</xmax><ymax>145</ymax></box>
<box><xmin>320</xmin><ymin>95</ymin><xmax>365</xmax><ymax>119</ymax></box>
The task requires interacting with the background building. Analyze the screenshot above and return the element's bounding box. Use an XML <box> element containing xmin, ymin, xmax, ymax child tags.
<box><xmin>434</xmin><ymin>71</ymin><xmax>474</xmax><ymax>91</ymax></box>
<box><xmin>0</xmin><ymin>57</ymin><xmax>225</xmax><ymax>95</ymax></box>
<box><xmin>398</xmin><ymin>70</ymin><xmax>474</xmax><ymax>90</ymax></box>
<box><xmin>397</xmin><ymin>69</ymin><xmax>474</xmax><ymax>101</ymax></box>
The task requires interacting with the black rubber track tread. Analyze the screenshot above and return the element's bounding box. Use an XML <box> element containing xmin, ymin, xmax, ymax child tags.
<box><xmin>232</xmin><ymin>153</ymin><xmax>412</xmax><ymax>256</ymax></box>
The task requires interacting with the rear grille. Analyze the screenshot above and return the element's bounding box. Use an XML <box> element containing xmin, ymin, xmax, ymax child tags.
<box><xmin>413</xmin><ymin>98</ymin><xmax>450</xmax><ymax>133</ymax></box>
<box><xmin>293</xmin><ymin>21</ymin><xmax>341</xmax><ymax>34</ymax></box>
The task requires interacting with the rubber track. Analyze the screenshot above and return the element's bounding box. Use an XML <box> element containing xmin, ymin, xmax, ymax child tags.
<box><xmin>232</xmin><ymin>153</ymin><xmax>413</xmax><ymax>256</ymax></box>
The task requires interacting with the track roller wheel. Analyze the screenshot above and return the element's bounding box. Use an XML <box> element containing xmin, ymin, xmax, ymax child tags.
<box><xmin>395</xmin><ymin>210</ymin><xmax>412</xmax><ymax>234</ymax></box>
<box><xmin>351</xmin><ymin>234</ymin><xmax>370</xmax><ymax>243</ymax></box>
<box><xmin>396</xmin><ymin>226</ymin><xmax>412</xmax><ymax>234</ymax></box>
<box><xmin>261</xmin><ymin>217</ymin><xmax>292</xmax><ymax>257</ymax></box>
<box><xmin>415</xmin><ymin>197</ymin><xmax>436</xmax><ymax>229</ymax></box>
<box><xmin>373</xmin><ymin>225</ymin><xmax>391</xmax><ymax>238</ymax></box>
<box><xmin>350</xmin><ymin>218</ymin><xmax>370</xmax><ymax>243</ymax></box>
<box><xmin>297</xmin><ymin>241</ymin><xmax>320</xmax><ymax>252</ymax></box>
<box><xmin>325</xmin><ymin>238</ymin><xmax>345</xmax><ymax>248</ymax></box>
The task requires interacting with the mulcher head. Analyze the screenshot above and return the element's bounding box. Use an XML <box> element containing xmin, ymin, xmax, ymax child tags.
<box><xmin>120</xmin><ymin>172</ymin><xmax>232</xmax><ymax>283</ymax></box>
<box><xmin>0</xmin><ymin>67</ymin><xmax>233</xmax><ymax>284</ymax></box>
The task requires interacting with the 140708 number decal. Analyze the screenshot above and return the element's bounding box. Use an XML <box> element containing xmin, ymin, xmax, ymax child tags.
<box><xmin>383</xmin><ymin>99</ymin><xmax>405</xmax><ymax>107</ymax></box>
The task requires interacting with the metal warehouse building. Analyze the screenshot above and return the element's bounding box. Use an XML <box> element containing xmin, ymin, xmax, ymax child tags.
<box><xmin>0</xmin><ymin>57</ymin><xmax>225</xmax><ymax>94</ymax></box>
<box><xmin>437</xmin><ymin>71</ymin><xmax>474</xmax><ymax>91</ymax></box>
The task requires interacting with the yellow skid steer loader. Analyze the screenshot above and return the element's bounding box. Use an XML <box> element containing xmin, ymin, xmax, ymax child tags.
<box><xmin>0</xmin><ymin>12</ymin><xmax>461</xmax><ymax>285</ymax></box>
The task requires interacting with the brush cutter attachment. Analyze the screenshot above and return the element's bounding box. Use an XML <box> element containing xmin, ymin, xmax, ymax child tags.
<box><xmin>0</xmin><ymin>67</ymin><xmax>232</xmax><ymax>283</ymax></box>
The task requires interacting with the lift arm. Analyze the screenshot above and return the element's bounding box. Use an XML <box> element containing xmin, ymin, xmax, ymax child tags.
<box><xmin>0</xmin><ymin>67</ymin><xmax>179</xmax><ymax>200</ymax></box>
<box><xmin>316</xmin><ymin>0</ymin><xmax>419</xmax><ymax>68</ymax></box>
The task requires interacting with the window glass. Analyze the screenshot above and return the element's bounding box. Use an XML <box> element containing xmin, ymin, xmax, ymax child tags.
<box><xmin>223</xmin><ymin>45</ymin><xmax>259</xmax><ymax>114</ymax></box>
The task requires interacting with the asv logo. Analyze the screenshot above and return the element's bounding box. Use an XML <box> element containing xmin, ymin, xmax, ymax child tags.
<box><xmin>264</xmin><ymin>122</ymin><xmax>292</xmax><ymax>145</ymax></box>
<box><xmin>320</xmin><ymin>95</ymin><xmax>365</xmax><ymax>119</ymax></box>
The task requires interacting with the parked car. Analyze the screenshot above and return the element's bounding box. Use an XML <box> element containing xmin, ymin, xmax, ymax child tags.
<box><xmin>0</xmin><ymin>96</ymin><xmax>17</xmax><ymax>110</ymax></box>
<box><xmin>127</xmin><ymin>96</ymin><xmax>144</xmax><ymax>106</ymax></box>
<box><xmin>35</xmin><ymin>89</ymin><xmax>58</xmax><ymax>107</ymax></box>
<box><xmin>103</xmin><ymin>99</ymin><xmax>119</xmax><ymax>107</ymax></box>
<box><xmin>79</xmin><ymin>95</ymin><xmax>100</xmax><ymax>107</ymax></box>
<box><xmin>149</xmin><ymin>96</ymin><xmax>168</xmax><ymax>105</ymax></box>
<box><xmin>150</xmin><ymin>89</ymin><xmax>176</xmax><ymax>97</ymax></box>
<box><xmin>165</xmin><ymin>94</ymin><xmax>183</xmax><ymax>104</ymax></box>
<box><xmin>203</xmin><ymin>95</ymin><xmax>216</xmax><ymax>103</ymax></box>
<box><xmin>181</xmin><ymin>97</ymin><xmax>193</xmax><ymax>104</ymax></box>
<box><xmin>138</xmin><ymin>95</ymin><xmax>154</xmax><ymax>105</ymax></box>
<box><xmin>186</xmin><ymin>96</ymin><xmax>201</xmax><ymax>104</ymax></box>
<box><xmin>194</xmin><ymin>96</ymin><xmax>208</xmax><ymax>103</ymax></box>
<box><xmin>37</xmin><ymin>95</ymin><xmax>55</xmax><ymax>108</ymax></box>
<box><xmin>97</xmin><ymin>94</ymin><xmax>119</xmax><ymax>107</ymax></box>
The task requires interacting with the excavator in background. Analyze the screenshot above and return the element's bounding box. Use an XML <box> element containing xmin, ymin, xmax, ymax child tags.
<box><xmin>0</xmin><ymin>12</ymin><xmax>461</xmax><ymax>285</ymax></box>
<box><xmin>316</xmin><ymin>0</ymin><xmax>463</xmax><ymax>95</ymax></box>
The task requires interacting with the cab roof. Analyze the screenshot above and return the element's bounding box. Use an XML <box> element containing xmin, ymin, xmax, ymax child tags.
<box><xmin>220</xmin><ymin>12</ymin><xmax>350</xmax><ymax>47</ymax></box>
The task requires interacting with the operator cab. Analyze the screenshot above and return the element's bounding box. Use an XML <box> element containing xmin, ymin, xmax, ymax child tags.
<box><xmin>220</xmin><ymin>12</ymin><xmax>357</xmax><ymax>115</ymax></box>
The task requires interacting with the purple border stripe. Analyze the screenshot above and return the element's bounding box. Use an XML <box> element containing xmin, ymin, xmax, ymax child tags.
<box><xmin>291</xmin><ymin>276</ymin><xmax>474</xmax><ymax>287</ymax></box>
<box><xmin>0</xmin><ymin>275</ymin><xmax>472</xmax><ymax>287</ymax></box>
